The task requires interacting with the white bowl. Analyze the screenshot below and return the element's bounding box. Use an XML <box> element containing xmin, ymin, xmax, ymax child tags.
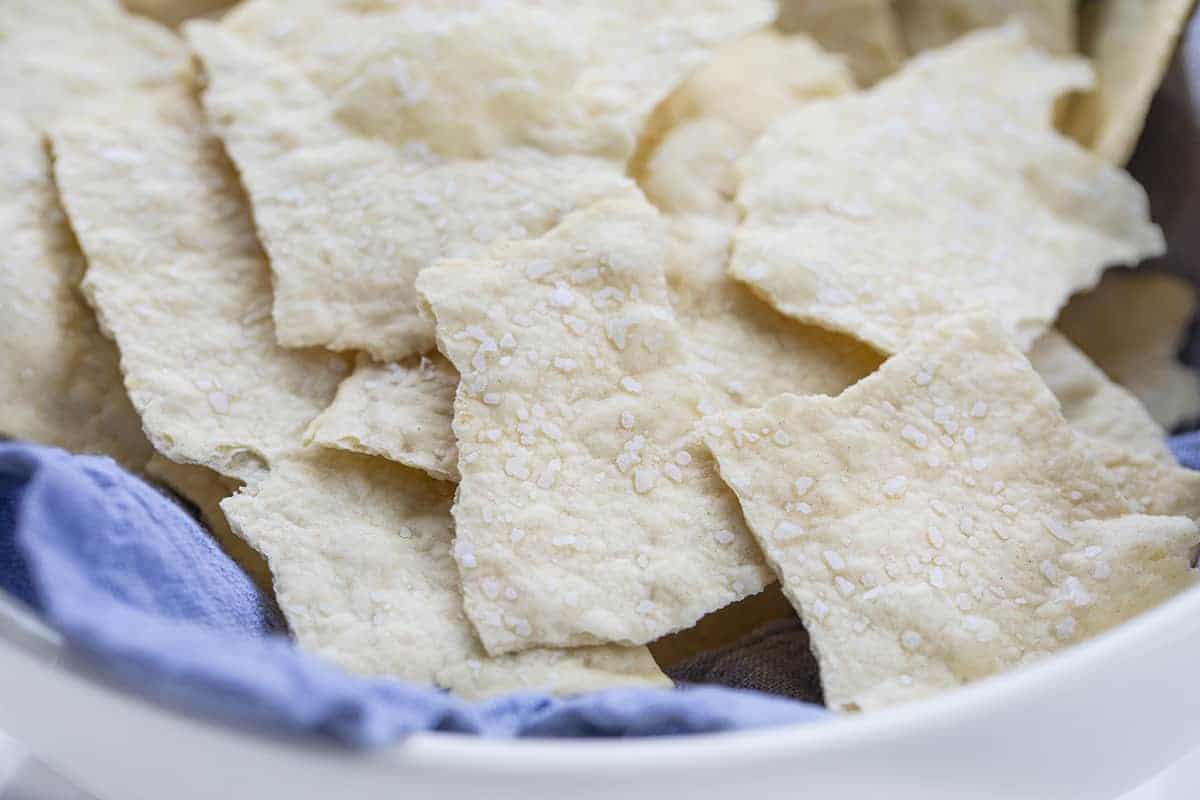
<box><xmin>2</xmin><ymin>581</ymin><xmax>1199</xmax><ymax>800</ymax></box>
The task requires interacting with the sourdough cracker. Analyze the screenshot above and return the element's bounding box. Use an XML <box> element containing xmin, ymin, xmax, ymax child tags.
<box><xmin>895</xmin><ymin>0</ymin><xmax>1076</xmax><ymax>54</ymax></box>
<box><xmin>52</xmin><ymin>93</ymin><xmax>664</xmax><ymax>693</ymax></box>
<box><xmin>0</xmin><ymin>0</ymin><xmax>191</xmax><ymax>129</ymax></box>
<box><xmin>732</xmin><ymin>27</ymin><xmax>1160</xmax><ymax>356</ymax></box>
<box><xmin>0</xmin><ymin>114</ymin><xmax>152</xmax><ymax>469</ymax></box>
<box><xmin>1058</xmin><ymin>271</ymin><xmax>1200</xmax><ymax>430</ymax></box>
<box><xmin>704</xmin><ymin>316</ymin><xmax>1199</xmax><ymax>711</ymax></box>
<box><xmin>1065</xmin><ymin>0</ymin><xmax>1196</xmax><ymax>164</ymax></box>
<box><xmin>418</xmin><ymin>196</ymin><xmax>771</xmax><ymax>655</ymax></box>
<box><xmin>1031</xmin><ymin>331</ymin><xmax>1200</xmax><ymax>521</ymax></box>
<box><xmin>776</xmin><ymin>0</ymin><xmax>906</xmax><ymax>85</ymax></box>
<box><xmin>186</xmin><ymin>0</ymin><xmax>773</xmax><ymax>360</ymax></box>
<box><xmin>307</xmin><ymin>354</ymin><xmax>459</xmax><ymax>482</ymax></box>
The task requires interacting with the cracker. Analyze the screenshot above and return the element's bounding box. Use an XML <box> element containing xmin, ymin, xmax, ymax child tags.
<box><xmin>638</xmin><ymin>31</ymin><xmax>855</xmax><ymax>219</ymax></box>
<box><xmin>895</xmin><ymin>1</ymin><xmax>1076</xmax><ymax>55</ymax></box>
<box><xmin>0</xmin><ymin>114</ymin><xmax>152</xmax><ymax>469</ymax></box>
<box><xmin>185</xmin><ymin>0</ymin><xmax>774</xmax><ymax>360</ymax></box>
<box><xmin>704</xmin><ymin>315</ymin><xmax>1199</xmax><ymax>711</ymax></box>
<box><xmin>1058</xmin><ymin>271</ymin><xmax>1200</xmax><ymax>430</ymax></box>
<box><xmin>1064</xmin><ymin>0</ymin><xmax>1195</xmax><ymax>164</ymax></box>
<box><xmin>306</xmin><ymin>353</ymin><xmax>460</xmax><ymax>483</ymax></box>
<box><xmin>776</xmin><ymin>0</ymin><xmax>906</xmax><ymax>85</ymax></box>
<box><xmin>144</xmin><ymin>454</ymin><xmax>274</xmax><ymax>594</ymax></box>
<box><xmin>732</xmin><ymin>27</ymin><xmax>1160</xmax><ymax>356</ymax></box>
<box><xmin>52</xmin><ymin>99</ymin><xmax>349</xmax><ymax>485</ymax></box>
<box><xmin>417</xmin><ymin>196</ymin><xmax>772</xmax><ymax>655</ymax></box>
<box><xmin>0</xmin><ymin>0</ymin><xmax>192</xmax><ymax>129</ymax></box>
<box><xmin>52</xmin><ymin>94</ymin><xmax>664</xmax><ymax>693</ymax></box>
<box><xmin>1030</xmin><ymin>331</ymin><xmax>1200</xmax><ymax>522</ymax></box>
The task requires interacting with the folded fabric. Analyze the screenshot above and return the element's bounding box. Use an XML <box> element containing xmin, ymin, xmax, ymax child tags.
<box><xmin>0</xmin><ymin>442</ymin><xmax>827</xmax><ymax>746</ymax></box>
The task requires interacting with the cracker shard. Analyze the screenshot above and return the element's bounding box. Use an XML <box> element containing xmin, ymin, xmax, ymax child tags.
<box><xmin>1058</xmin><ymin>271</ymin><xmax>1200</xmax><ymax>431</ymax></box>
<box><xmin>51</xmin><ymin>97</ymin><xmax>664</xmax><ymax>694</ymax></box>
<box><xmin>732</xmin><ymin>26</ymin><xmax>1161</xmax><ymax>356</ymax></box>
<box><xmin>417</xmin><ymin>195</ymin><xmax>772</xmax><ymax>656</ymax></box>
<box><xmin>306</xmin><ymin>353</ymin><xmax>460</xmax><ymax>483</ymax></box>
<box><xmin>185</xmin><ymin>0</ymin><xmax>774</xmax><ymax>360</ymax></box>
<box><xmin>704</xmin><ymin>315</ymin><xmax>1199</xmax><ymax>712</ymax></box>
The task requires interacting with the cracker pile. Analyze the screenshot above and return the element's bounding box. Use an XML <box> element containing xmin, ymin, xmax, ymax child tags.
<box><xmin>3</xmin><ymin>0</ymin><xmax>1199</xmax><ymax>710</ymax></box>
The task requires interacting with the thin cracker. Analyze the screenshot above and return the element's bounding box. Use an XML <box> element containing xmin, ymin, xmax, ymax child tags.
<box><xmin>417</xmin><ymin>196</ymin><xmax>771</xmax><ymax>655</ymax></box>
<box><xmin>185</xmin><ymin>0</ymin><xmax>773</xmax><ymax>360</ymax></box>
<box><xmin>1064</xmin><ymin>0</ymin><xmax>1196</xmax><ymax>164</ymax></box>
<box><xmin>306</xmin><ymin>353</ymin><xmax>460</xmax><ymax>483</ymax></box>
<box><xmin>1058</xmin><ymin>270</ymin><xmax>1200</xmax><ymax>430</ymax></box>
<box><xmin>704</xmin><ymin>316</ymin><xmax>1199</xmax><ymax>711</ymax></box>
<box><xmin>732</xmin><ymin>27</ymin><xmax>1159</xmax><ymax>356</ymax></box>
<box><xmin>52</xmin><ymin>94</ymin><xmax>663</xmax><ymax>693</ymax></box>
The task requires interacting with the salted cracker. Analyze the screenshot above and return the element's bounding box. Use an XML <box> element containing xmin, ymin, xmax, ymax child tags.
<box><xmin>185</xmin><ymin>0</ymin><xmax>774</xmax><ymax>360</ymax></box>
<box><xmin>1058</xmin><ymin>271</ymin><xmax>1200</xmax><ymax>430</ymax></box>
<box><xmin>0</xmin><ymin>114</ymin><xmax>152</xmax><ymax>469</ymax></box>
<box><xmin>52</xmin><ymin>95</ymin><xmax>664</xmax><ymax>693</ymax></box>
<box><xmin>306</xmin><ymin>354</ymin><xmax>460</xmax><ymax>483</ymax></box>
<box><xmin>732</xmin><ymin>27</ymin><xmax>1160</xmax><ymax>356</ymax></box>
<box><xmin>417</xmin><ymin>196</ymin><xmax>772</xmax><ymax>655</ymax></box>
<box><xmin>704</xmin><ymin>316</ymin><xmax>1199</xmax><ymax>711</ymax></box>
<box><xmin>776</xmin><ymin>0</ymin><xmax>906</xmax><ymax>85</ymax></box>
<box><xmin>1065</xmin><ymin>0</ymin><xmax>1195</xmax><ymax>164</ymax></box>
<box><xmin>895</xmin><ymin>0</ymin><xmax>1076</xmax><ymax>55</ymax></box>
<box><xmin>0</xmin><ymin>0</ymin><xmax>191</xmax><ymax>129</ymax></box>
<box><xmin>1030</xmin><ymin>331</ymin><xmax>1200</xmax><ymax>522</ymax></box>
<box><xmin>638</xmin><ymin>30</ymin><xmax>855</xmax><ymax>219</ymax></box>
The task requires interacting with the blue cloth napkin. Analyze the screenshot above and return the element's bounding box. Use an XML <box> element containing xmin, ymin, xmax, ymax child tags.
<box><xmin>0</xmin><ymin>442</ymin><xmax>827</xmax><ymax>746</ymax></box>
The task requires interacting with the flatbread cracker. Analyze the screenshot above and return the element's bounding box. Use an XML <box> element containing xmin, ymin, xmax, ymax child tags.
<box><xmin>1030</xmin><ymin>331</ymin><xmax>1200</xmax><ymax>521</ymax></box>
<box><xmin>417</xmin><ymin>196</ymin><xmax>772</xmax><ymax>655</ymax></box>
<box><xmin>306</xmin><ymin>353</ymin><xmax>460</xmax><ymax>483</ymax></box>
<box><xmin>895</xmin><ymin>0</ymin><xmax>1076</xmax><ymax>55</ymax></box>
<box><xmin>638</xmin><ymin>31</ymin><xmax>855</xmax><ymax>219</ymax></box>
<box><xmin>0</xmin><ymin>0</ymin><xmax>191</xmax><ymax>129</ymax></box>
<box><xmin>703</xmin><ymin>315</ymin><xmax>1199</xmax><ymax>711</ymax></box>
<box><xmin>1058</xmin><ymin>271</ymin><xmax>1200</xmax><ymax>430</ymax></box>
<box><xmin>732</xmin><ymin>27</ymin><xmax>1160</xmax><ymax>356</ymax></box>
<box><xmin>776</xmin><ymin>0</ymin><xmax>906</xmax><ymax>85</ymax></box>
<box><xmin>0</xmin><ymin>114</ymin><xmax>152</xmax><ymax>469</ymax></box>
<box><xmin>185</xmin><ymin>0</ymin><xmax>774</xmax><ymax>360</ymax></box>
<box><xmin>52</xmin><ymin>94</ymin><xmax>664</xmax><ymax>693</ymax></box>
<box><xmin>1065</xmin><ymin>0</ymin><xmax>1195</xmax><ymax>164</ymax></box>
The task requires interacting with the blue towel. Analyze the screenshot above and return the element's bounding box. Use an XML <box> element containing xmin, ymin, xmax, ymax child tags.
<box><xmin>0</xmin><ymin>442</ymin><xmax>827</xmax><ymax>746</ymax></box>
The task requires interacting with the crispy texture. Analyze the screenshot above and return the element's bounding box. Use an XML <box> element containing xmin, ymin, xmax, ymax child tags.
<box><xmin>143</xmin><ymin>454</ymin><xmax>275</xmax><ymax>595</ymax></box>
<box><xmin>0</xmin><ymin>0</ymin><xmax>191</xmax><ymax>129</ymax></box>
<box><xmin>418</xmin><ymin>196</ymin><xmax>772</xmax><ymax>655</ymax></box>
<box><xmin>895</xmin><ymin>0</ymin><xmax>1076</xmax><ymax>54</ymax></box>
<box><xmin>704</xmin><ymin>316</ymin><xmax>1199</xmax><ymax>711</ymax></box>
<box><xmin>222</xmin><ymin>449</ymin><xmax>668</xmax><ymax>693</ymax></box>
<box><xmin>306</xmin><ymin>353</ymin><xmax>460</xmax><ymax>482</ymax></box>
<box><xmin>638</xmin><ymin>31</ymin><xmax>855</xmax><ymax>219</ymax></box>
<box><xmin>122</xmin><ymin>0</ymin><xmax>234</xmax><ymax>26</ymax></box>
<box><xmin>0</xmin><ymin>114</ymin><xmax>152</xmax><ymax>469</ymax></box>
<box><xmin>1064</xmin><ymin>0</ymin><xmax>1196</xmax><ymax>164</ymax></box>
<box><xmin>1031</xmin><ymin>331</ymin><xmax>1200</xmax><ymax>521</ymax></box>
<box><xmin>52</xmin><ymin>99</ymin><xmax>349</xmax><ymax>485</ymax></box>
<box><xmin>732</xmin><ymin>27</ymin><xmax>1161</xmax><ymax>356</ymax></box>
<box><xmin>1058</xmin><ymin>271</ymin><xmax>1200</xmax><ymax>430</ymax></box>
<box><xmin>776</xmin><ymin>0</ymin><xmax>906</xmax><ymax>85</ymax></box>
<box><xmin>52</xmin><ymin>95</ymin><xmax>663</xmax><ymax>693</ymax></box>
<box><xmin>186</xmin><ymin>1</ymin><xmax>773</xmax><ymax>360</ymax></box>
